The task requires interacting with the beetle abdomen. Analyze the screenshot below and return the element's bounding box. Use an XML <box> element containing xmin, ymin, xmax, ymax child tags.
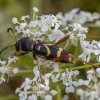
<box><xmin>33</xmin><ymin>41</ymin><xmax>74</xmax><ymax>63</ymax></box>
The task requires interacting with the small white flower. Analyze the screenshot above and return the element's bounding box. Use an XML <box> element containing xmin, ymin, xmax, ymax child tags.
<box><xmin>24</xmin><ymin>29</ymin><xmax>30</xmax><ymax>35</ymax></box>
<box><xmin>13</xmin><ymin>68</ymin><xmax>19</xmax><ymax>74</ymax></box>
<box><xmin>72</xmin><ymin>23</ymin><xmax>88</xmax><ymax>33</ymax></box>
<box><xmin>48</xmin><ymin>29</ymin><xmax>64</xmax><ymax>42</ymax></box>
<box><xmin>20</xmin><ymin>78</ymin><xmax>32</xmax><ymax>92</ymax></box>
<box><xmin>15</xmin><ymin>26</ymin><xmax>21</xmax><ymax>33</ymax></box>
<box><xmin>72</xmin><ymin>81</ymin><xmax>79</xmax><ymax>87</ymax></box>
<box><xmin>78</xmin><ymin>79</ymin><xmax>85</xmax><ymax>86</ymax></box>
<box><xmin>12</xmin><ymin>17</ymin><xmax>18</xmax><ymax>24</ymax></box>
<box><xmin>96</xmin><ymin>68</ymin><xmax>100</xmax><ymax>74</ymax></box>
<box><xmin>96</xmin><ymin>68</ymin><xmax>100</xmax><ymax>77</ymax></box>
<box><xmin>62</xmin><ymin>95</ymin><xmax>69</xmax><ymax>100</ymax></box>
<box><xmin>21</xmin><ymin>15</ymin><xmax>30</xmax><ymax>20</ymax></box>
<box><xmin>70</xmin><ymin>34</ymin><xmax>74</xmax><ymax>39</ymax></box>
<box><xmin>26</xmin><ymin>78</ymin><xmax>31</xmax><ymax>83</ymax></box>
<box><xmin>87</xmin><ymin>69</ymin><xmax>95</xmax><ymax>75</ymax></box>
<box><xmin>94</xmin><ymin>50</ymin><xmax>100</xmax><ymax>55</ymax></box>
<box><xmin>78</xmin><ymin>45</ymin><xmax>93</xmax><ymax>62</ymax></box>
<box><xmin>8</xmin><ymin>56</ymin><xmax>18</xmax><ymax>64</ymax></box>
<box><xmin>42</xmin><ymin>73</ymin><xmax>51</xmax><ymax>90</ymax></box>
<box><xmin>77</xmin><ymin>33</ymin><xmax>86</xmax><ymax>40</ymax></box>
<box><xmin>20</xmin><ymin>23</ymin><xmax>26</xmax><ymax>30</ymax></box>
<box><xmin>87</xmin><ymin>73</ymin><xmax>93</xmax><ymax>82</ymax></box>
<box><xmin>42</xmin><ymin>24</ymin><xmax>48</xmax><ymax>32</ymax></box>
<box><xmin>52</xmin><ymin>62</ymin><xmax>59</xmax><ymax>72</ymax></box>
<box><xmin>45</xmin><ymin>95</ymin><xmax>52</xmax><ymax>100</ymax></box>
<box><xmin>0</xmin><ymin>60</ymin><xmax>6</xmax><ymax>65</ymax></box>
<box><xmin>33</xmin><ymin>7</ymin><xmax>39</xmax><ymax>12</ymax></box>
<box><xmin>19</xmin><ymin>91</ymin><xmax>27</xmax><ymax>100</ymax></box>
<box><xmin>29</xmin><ymin>21</ymin><xmax>37</xmax><ymax>28</ymax></box>
<box><xmin>0</xmin><ymin>66</ymin><xmax>5</xmax><ymax>73</ymax></box>
<box><xmin>69</xmin><ymin>85</ymin><xmax>74</xmax><ymax>92</ymax></box>
<box><xmin>28</xmin><ymin>94</ymin><xmax>37</xmax><ymax>100</ymax></box>
<box><xmin>73</xmin><ymin>70</ymin><xmax>79</xmax><ymax>75</ymax></box>
<box><xmin>84</xmin><ymin>80</ymin><xmax>89</xmax><ymax>85</ymax></box>
<box><xmin>76</xmin><ymin>88</ymin><xmax>84</xmax><ymax>96</ymax></box>
<box><xmin>51</xmin><ymin>74</ymin><xmax>60</xmax><ymax>82</ymax></box>
<box><xmin>50</xmin><ymin>90</ymin><xmax>58</xmax><ymax>95</ymax></box>
<box><xmin>15</xmin><ymin>88</ymin><xmax>20</xmax><ymax>93</ymax></box>
<box><xmin>88</xmin><ymin>91</ymin><xmax>98</xmax><ymax>100</ymax></box>
<box><xmin>40</xmin><ymin>83</ymin><xmax>50</xmax><ymax>90</ymax></box>
<box><xmin>87</xmin><ymin>69</ymin><xmax>97</xmax><ymax>82</ymax></box>
<box><xmin>65</xmin><ymin>87</ymin><xmax>70</xmax><ymax>93</ymax></box>
<box><xmin>33</xmin><ymin>66</ymin><xmax>39</xmax><ymax>78</ymax></box>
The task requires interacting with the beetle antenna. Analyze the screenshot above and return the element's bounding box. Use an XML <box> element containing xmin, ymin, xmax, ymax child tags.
<box><xmin>7</xmin><ymin>28</ymin><xmax>17</xmax><ymax>42</ymax></box>
<box><xmin>0</xmin><ymin>44</ymin><xmax>15</xmax><ymax>54</ymax></box>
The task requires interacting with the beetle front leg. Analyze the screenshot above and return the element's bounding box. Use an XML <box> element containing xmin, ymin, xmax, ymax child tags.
<box><xmin>33</xmin><ymin>53</ymin><xmax>43</xmax><ymax>83</ymax></box>
<box><xmin>13</xmin><ymin>52</ymin><xmax>29</xmax><ymax>56</ymax></box>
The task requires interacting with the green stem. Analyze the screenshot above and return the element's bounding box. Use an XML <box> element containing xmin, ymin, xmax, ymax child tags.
<box><xmin>16</xmin><ymin>70</ymin><xmax>33</xmax><ymax>75</ymax></box>
<box><xmin>56</xmin><ymin>85</ymin><xmax>62</xmax><ymax>100</ymax></box>
<box><xmin>73</xmin><ymin>92</ymin><xmax>79</xmax><ymax>100</ymax></box>
<box><xmin>29</xmin><ymin>0</ymin><xmax>43</xmax><ymax>18</ymax></box>
<box><xmin>59</xmin><ymin>64</ymin><xmax>69</xmax><ymax>68</ymax></box>
<box><xmin>84</xmin><ymin>23</ymin><xmax>99</xmax><ymax>27</ymax></box>
<box><xmin>33</xmin><ymin>12</ymin><xmax>36</xmax><ymax>20</ymax></box>
<box><xmin>59</xmin><ymin>63</ymin><xmax>100</xmax><ymax>72</ymax></box>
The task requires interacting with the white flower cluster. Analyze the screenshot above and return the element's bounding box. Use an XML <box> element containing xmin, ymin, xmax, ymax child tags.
<box><xmin>65</xmin><ymin>23</ymin><xmax>87</xmax><ymax>46</ymax></box>
<box><xmin>15</xmin><ymin>66</ymin><xmax>85</xmax><ymax>100</ymax></box>
<box><xmin>16</xmin><ymin>67</ymin><xmax>100</xmax><ymax>100</ymax></box>
<box><xmin>76</xmin><ymin>68</ymin><xmax>100</xmax><ymax>100</ymax></box>
<box><xmin>0</xmin><ymin>56</ymin><xmax>18</xmax><ymax>84</ymax></box>
<box><xmin>15</xmin><ymin>66</ymin><xmax>58</xmax><ymax>100</ymax></box>
<box><xmin>79</xmin><ymin>40</ymin><xmax>100</xmax><ymax>62</ymax></box>
<box><xmin>12</xmin><ymin>8</ymin><xmax>63</xmax><ymax>43</ymax></box>
<box><xmin>33</xmin><ymin>56</ymin><xmax>59</xmax><ymax>73</ymax></box>
<box><xmin>57</xmin><ymin>8</ymin><xmax>100</xmax><ymax>27</ymax></box>
<box><xmin>61</xmin><ymin>69</ymin><xmax>79</xmax><ymax>93</ymax></box>
<box><xmin>60</xmin><ymin>68</ymin><xmax>89</xmax><ymax>94</ymax></box>
<box><xmin>62</xmin><ymin>23</ymin><xmax>100</xmax><ymax>63</ymax></box>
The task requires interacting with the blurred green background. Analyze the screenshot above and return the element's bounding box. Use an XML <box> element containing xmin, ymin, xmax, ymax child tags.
<box><xmin>0</xmin><ymin>0</ymin><xmax>100</xmax><ymax>100</ymax></box>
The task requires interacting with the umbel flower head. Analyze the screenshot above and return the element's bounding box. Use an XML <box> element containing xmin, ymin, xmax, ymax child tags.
<box><xmin>0</xmin><ymin>56</ymin><xmax>18</xmax><ymax>84</ymax></box>
<box><xmin>12</xmin><ymin>7</ymin><xmax>63</xmax><ymax>43</ymax></box>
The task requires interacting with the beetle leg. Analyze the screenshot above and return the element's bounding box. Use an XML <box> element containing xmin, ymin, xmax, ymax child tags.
<box><xmin>55</xmin><ymin>35</ymin><xmax>100</xmax><ymax>46</ymax></box>
<box><xmin>33</xmin><ymin>53</ymin><xmax>37</xmax><ymax>60</ymax></box>
<box><xmin>0</xmin><ymin>45</ymin><xmax>15</xmax><ymax>54</ymax></box>
<box><xmin>51</xmin><ymin>54</ymin><xmax>99</xmax><ymax>68</ymax></box>
<box><xmin>51</xmin><ymin>55</ymin><xmax>71</xmax><ymax>61</ymax></box>
<box><xmin>55</xmin><ymin>35</ymin><xmax>70</xmax><ymax>46</ymax></box>
<box><xmin>13</xmin><ymin>52</ymin><xmax>29</xmax><ymax>56</ymax></box>
<box><xmin>69</xmin><ymin>55</ymin><xmax>99</xmax><ymax>68</ymax></box>
<box><xmin>33</xmin><ymin>55</ymin><xmax>43</xmax><ymax>83</ymax></box>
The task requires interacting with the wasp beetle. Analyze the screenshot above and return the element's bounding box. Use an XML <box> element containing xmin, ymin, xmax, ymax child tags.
<box><xmin>0</xmin><ymin>28</ymin><xmax>98</xmax><ymax>68</ymax></box>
